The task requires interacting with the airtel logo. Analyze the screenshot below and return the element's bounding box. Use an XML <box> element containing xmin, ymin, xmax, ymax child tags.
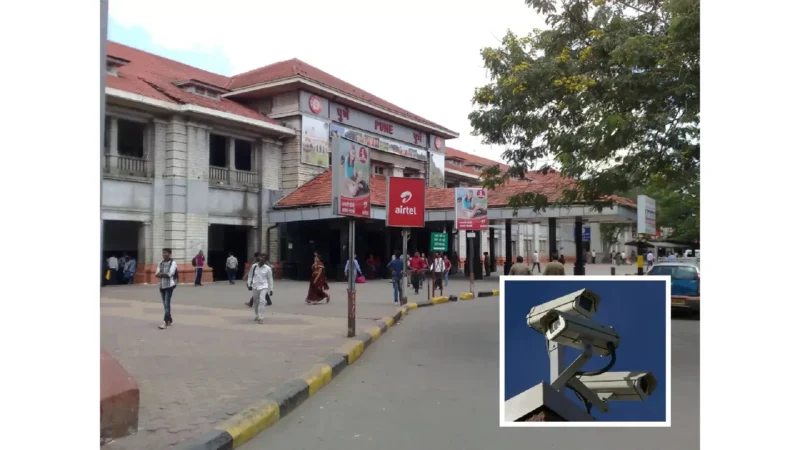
<box><xmin>400</xmin><ymin>191</ymin><xmax>412</xmax><ymax>204</ymax></box>
<box><xmin>475</xmin><ymin>189</ymin><xmax>486</xmax><ymax>199</ymax></box>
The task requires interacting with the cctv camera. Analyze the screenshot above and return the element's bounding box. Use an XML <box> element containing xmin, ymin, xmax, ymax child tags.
<box><xmin>576</xmin><ymin>371</ymin><xmax>657</xmax><ymax>401</ymax></box>
<box><xmin>539</xmin><ymin>310</ymin><xmax>620</xmax><ymax>356</ymax></box>
<box><xmin>527</xmin><ymin>289</ymin><xmax>601</xmax><ymax>334</ymax></box>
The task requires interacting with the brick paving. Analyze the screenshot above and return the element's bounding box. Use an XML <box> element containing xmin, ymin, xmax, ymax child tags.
<box><xmin>101</xmin><ymin>265</ymin><xmax>632</xmax><ymax>449</ymax></box>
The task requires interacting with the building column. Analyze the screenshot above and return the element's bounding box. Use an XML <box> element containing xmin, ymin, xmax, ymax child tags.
<box><xmin>548</xmin><ymin>218</ymin><xmax>558</xmax><ymax>261</ymax></box>
<box><xmin>574</xmin><ymin>217</ymin><xmax>585</xmax><ymax>275</ymax></box>
<box><xmin>227</xmin><ymin>137</ymin><xmax>236</xmax><ymax>171</ymax></box>
<box><xmin>489</xmin><ymin>226</ymin><xmax>496</xmax><ymax>273</ymax></box>
<box><xmin>109</xmin><ymin>117</ymin><xmax>119</xmax><ymax>157</ymax></box>
<box><xmin>504</xmin><ymin>219</ymin><xmax>513</xmax><ymax>275</ymax></box>
<box><xmin>472</xmin><ymin>231</ymin><xmax>483</xmax><ymax>280</ymax></box>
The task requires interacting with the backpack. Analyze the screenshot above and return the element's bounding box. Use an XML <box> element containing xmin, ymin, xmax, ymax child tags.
<box><xmin>191</xmin><ymin>257</ymin><xmax>197</xmax><ymax>267</ymax></box>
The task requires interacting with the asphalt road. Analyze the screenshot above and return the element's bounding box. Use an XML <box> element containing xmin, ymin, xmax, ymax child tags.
<box><xmin>241</xmin><ymin>300</ymin><xmax>700</xmax><ymax>450</ymax></box>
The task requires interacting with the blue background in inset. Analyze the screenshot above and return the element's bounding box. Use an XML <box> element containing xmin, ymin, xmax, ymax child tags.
<box><xmin>504</xmin><ymin>279</ymin><xmax>668</xmax><ymax>422</ymax></box>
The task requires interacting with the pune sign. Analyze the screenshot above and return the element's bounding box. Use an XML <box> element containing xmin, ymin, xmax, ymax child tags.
<box><xmin>386</xmin><ymin>177</ymin><xmax>426</xmax><ymax>228</ymax></box>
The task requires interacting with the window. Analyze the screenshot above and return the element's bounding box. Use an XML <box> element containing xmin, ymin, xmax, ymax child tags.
<box><xmin>649</xmin><ymin>265</ymin><xmax>698</xmax><ymax>280</ymax></box>
<box><xmin>234</xmin><ymin>139</ymin><xmax>252</xmax><ymax>171</ymax></box>
<box><xmin>117</xmin><ymin>119</ymin><xmax>146</xmax><ymax>158</ymax></box>
<box><xmin>209</xmin><ymin>134</ymin><xmax>227</xmax><ymax>167</ymax></box>
<box><xmin>373</xmin><ymin>166</ymin><xmax>385</xmax><ymax>176</ymax></box>
<box><xmin>104</xmin><ymin>116</ymin><xmax>111</xmax><ymax>152</ymax></box>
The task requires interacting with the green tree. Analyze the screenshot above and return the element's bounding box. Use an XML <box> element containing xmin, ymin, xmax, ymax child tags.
<box><xmin>643</xmin><ymin>174</ymin><xmax>699</xmax><ymax>242</ymax></box>
<box><xmin>471</xmin><ymin>0</ymin><xmax>699</xmax><ymax>211</ymax></box>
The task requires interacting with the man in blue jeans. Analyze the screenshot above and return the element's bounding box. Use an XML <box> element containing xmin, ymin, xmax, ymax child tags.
<box><xmin>387</xmin><ymin>253</ymin><xmax>405</xmax><ymax>304</ymax></box>
<box><xmin>155</xmin><ymin>248</ymin><xmax>178</xmax><ymax>330</ymax></box>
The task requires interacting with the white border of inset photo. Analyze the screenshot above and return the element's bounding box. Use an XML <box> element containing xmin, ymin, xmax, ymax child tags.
<box><xmin>499</xmin><ymin>275</ymin><xmax>672</xmax><ymax>428</ymax></box>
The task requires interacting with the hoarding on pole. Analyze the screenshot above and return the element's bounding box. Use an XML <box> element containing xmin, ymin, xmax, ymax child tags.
<box><xmin>637</xmin><ymin>195</ymin><xmax>657</xmax><ymax>236</ymax></box>
<box><xmin>386</xmin><ymin>177</ymin><xmax>426</xmax><ymax>228</ymax></box>
<box><xmin>331</xmin><ymin>135</ymin><xmax>371</xmax><ymax>218</ymax></box>
<box><xmin>301</xmin><ymin>115</ymin><xmax>330</xmax><ymax>167</ymax></box>
<box><xmin>454</xmin><ymin>187</ymin><xmax>489</xmax><ymax>231</ymax></box>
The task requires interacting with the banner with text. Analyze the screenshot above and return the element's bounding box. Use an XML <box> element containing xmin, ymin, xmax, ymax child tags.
<box><xmin>329</xmin><ymin>101</ymin><xmax>428</xmax><ymax>147</ymax></box>
<box><xmin>637</xmin><ymin>195</ymin><xmax>657</xmax><ymax>236</ymax></box>
<box><xmin>386</xmin><ymin>177</ymin><xmax>425</xmax><ymax>228</ymax></box>
<box><xmin>330</xmin><ymin>123</ymin><xmax>427</xmax><ymax>162</ymax></box>
<box><xmin>332</xmin><ymin>136</ymin><xmax>371</xmax><ymax>218</ymax></box>
<box><xmin>455</xmin><ymin>187</ymin><xmax>489</xmax><ymax>231</ymax></box>
<box><xmin>301</xmin><ymin>115</ymin><xmax>330</xmax><ymax>167</ymax></box>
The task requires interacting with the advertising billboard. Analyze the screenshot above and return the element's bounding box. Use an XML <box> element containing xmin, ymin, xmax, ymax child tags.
<box><xmin>386</xmin><ymin>177</ymin><xmax>426</xmax><ymax>228</ymax></box>
<box><xmin>428</xmin><ymin>152</ymin><xmax>445</xmax><ymax>188</ymax></box>
<box><xmin>330</xmin><ymin>123</ymin><xmax>427</xmax><ymax>162</ymax></box>
<box><xmin>455</xmin><ymin>187</ymin><xmax>489</xmax><ymax>231</ymax></box>
<box><xmin>301</xmin><ymin>115</ymin><xmax>330</xmax><ymax>167</ymax></box>
<box><xmin>637</xmin><ymin>195</ymin><xmax>657</xmax><ymax>236</ymax></box>
<box><xmin>331</xmin><ymin>135</ymin><xmax>371</xmax><ymax>218</ymax></box>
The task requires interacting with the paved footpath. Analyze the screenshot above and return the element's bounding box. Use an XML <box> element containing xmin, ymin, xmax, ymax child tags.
<box><xmin>101</xmin><ymin>277</ymin><xmax>495</xmax><ymax>449</ymax></box>
<box><xmin>240</xmin><ymin>300</ymin><xmax>700</xmax><ymax>450</ymax></box>
<box><xmin>101</xmin><ymin>264</ymin><xmax>639</xmax><ymax>449</ymax></box>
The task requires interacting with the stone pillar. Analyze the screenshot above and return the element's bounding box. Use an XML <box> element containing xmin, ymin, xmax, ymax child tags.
<box><xmin>108</xmin><ymin>117</ymin><xmax>119</xmax><ymax>156</ymax></box>
<box><xmin>548</xmin><ymin>218</ymin><xmax>558</xmax><ymax>262</ymax></box>
<box><xmin>227</xmin><ymin>136</ymin><xmax>236</xmax><ymax>170</ymax></box>
<box><xmin>134</xmin><ymin>221</ymin><xmax>152</xmax><ymax>284</ymax></box>
<box><xmin>472</xmin><ymin>231</ymin><xmax>483</xmax><ymax>280</ymax></box>
<box><xmin>260</xmin><ymin>138</ymin><xmax>283</xmax><ymax>277</ymax></box>
<box><xmin>489</xmin><ymin>226</ymin><xmax>496</xmax><ymax>273</ymax></box>
<box><xmin>504</xmin><ymin>219</ymin><xmax>513</xmax><ymax>275</ymax></box>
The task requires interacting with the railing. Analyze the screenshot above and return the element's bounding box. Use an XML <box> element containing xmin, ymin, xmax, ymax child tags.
<box><xmin>105</xmin><ymin>155</ymin><xmax>150</xmax><ymax>177</ymax></box>
<box><xmin>209</xmin><ymin>166</ymin><xmax>259</xmax><ymax>187</ymax></box>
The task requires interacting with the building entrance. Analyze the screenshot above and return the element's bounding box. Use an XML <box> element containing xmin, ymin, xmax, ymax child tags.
<box><xmin>208</xmin><ymin>224</ymin><xmax>250</xmax><ymax>281</ymax></box>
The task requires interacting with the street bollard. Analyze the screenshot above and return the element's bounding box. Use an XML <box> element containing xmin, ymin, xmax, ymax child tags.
<box><xmin>611</xmin><ymin>267</ymin><xmax>616</xmax><ymax>276</ymax></box>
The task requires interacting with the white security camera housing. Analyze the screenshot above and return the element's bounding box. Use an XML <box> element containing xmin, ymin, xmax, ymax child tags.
<box><xmin>526</xmin><ymin>289</ymin><xmax>601</xmax><ymax>334</ymax></box>
<box><xmin>540</xmin><ymin>310</ymin><xmax>620</xmax><ymax>356</ymax></box>
<box><xmin>576</xmin><ymin>371</ymin><xmax>658</xmax><ymax>401</ymax></box>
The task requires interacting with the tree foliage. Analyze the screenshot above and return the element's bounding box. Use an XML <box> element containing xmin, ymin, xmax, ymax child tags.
<box><xmin>471</xmin><ymin>0</ymin><xmax>700</xmax><ymax>210</ymax></box>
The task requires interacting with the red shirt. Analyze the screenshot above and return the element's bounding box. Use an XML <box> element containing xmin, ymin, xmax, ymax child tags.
<box><xmin>410</xmin><ymin>257</ymin><xmax>426</xmax><ymax>271</ymax></box>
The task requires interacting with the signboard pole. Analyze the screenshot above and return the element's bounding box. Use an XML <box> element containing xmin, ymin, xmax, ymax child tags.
<box><xmin>347</xmin><ymin>218</ymin><xmax>356</xmax><ymax>337</ymax></box>
<box><xmin>469</xmin><ymin>236</ymin><xmax>475</xmax><ymax>297</ymax></box>
<box><xmin>427</xmin><ymin>257</ymin><xmax>431</xmax><ymax>302</ymax></box>
<box><xmin>401</xmin><ymin>228</ymin><xmax>408</xmax><ymax>306</ymax></box>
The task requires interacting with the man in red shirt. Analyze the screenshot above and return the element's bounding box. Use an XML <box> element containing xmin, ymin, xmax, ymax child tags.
<box><xmin>409</xmin><ymin>252</ymin><xmax>427</xmax><ymax>295</ymax></box>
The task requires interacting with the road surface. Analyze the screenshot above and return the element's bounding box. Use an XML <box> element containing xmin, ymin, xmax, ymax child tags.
<box><xmin>241</xmin><ymin>300</ymin><xmax>700</xmax><ymax>450</ymax></box>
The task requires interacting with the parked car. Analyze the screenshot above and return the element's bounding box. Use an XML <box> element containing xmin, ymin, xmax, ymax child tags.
<box><xmin>647</xmin><ymin>262</ymin><xmax>700</xmax><ymax>313</ymax></box>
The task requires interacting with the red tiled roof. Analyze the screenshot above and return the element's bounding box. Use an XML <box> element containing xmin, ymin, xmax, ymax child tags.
<box><xmin>228</xmin><ymin>59</ymin><xmax>454</xmax><ymax>134</ymax></box>
<box><xmin>106</xmin><ymin>41</ymin><xmax>280</xmax><ymax>126</ymax></box>
<box><xmin>444</xmin><ymin>147</ymin><xmax>510</xmax><ymax>177</ymax></box>
<box><xmin>275</xmin><ymin>170</ymin><xmax>636</xmax><ymax>210</ymax></box>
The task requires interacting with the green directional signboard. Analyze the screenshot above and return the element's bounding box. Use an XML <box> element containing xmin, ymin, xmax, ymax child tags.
<box><xmin>430</xmin><ymin>232</ymin><xmax>449</xmax><ymax>252</ymax></box>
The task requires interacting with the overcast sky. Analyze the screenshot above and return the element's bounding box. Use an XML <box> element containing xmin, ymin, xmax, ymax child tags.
<box><xmin>108</xmin><ymin>0</ymin><xmax>549</xmax><ymax>163</ymax></box>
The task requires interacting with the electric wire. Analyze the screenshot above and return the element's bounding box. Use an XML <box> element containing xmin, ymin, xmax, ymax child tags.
<box><xmin>575</xmin><ymin>343</ymin><xmax>617</xmax><ymax>376</ymax></box>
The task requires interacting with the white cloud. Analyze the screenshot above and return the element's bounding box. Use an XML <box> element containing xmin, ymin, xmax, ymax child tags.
<box><xmin>109</xmin><ymin>0</ymin><xmax>546</xmax><ymax>162</ymax></box>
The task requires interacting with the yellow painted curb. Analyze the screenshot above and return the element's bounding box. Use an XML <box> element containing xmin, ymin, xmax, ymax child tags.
<box><xmin>492</xmin><ymin>289</ymin><xmax>500</xmax><ymax>296</ymax></box>
<box><xmin>335</xmin><ymin>340</ymin><xmax>366</xmax><ymax>364</ymax></box>
<box><xmin>302</xmin><ymin>363</ymin><xmax>333</xmax><ymax>396</ymax></box>
<box><xmin>216</xmin><ymin>399</ymin><xmax>280</xmax><ymax>448</ymax></box>
<box><xmin>366</xmin><ymin>325</ymin><xmax>383</xmax><ymax>342</ymax></box>
<box><xmin>460</xmin><ymin>292</ymin><xmax>474</xmax><ymax>300</ymax></box>
<box><xmin>431</xmin><ymin>296</ymin><xmax>449</xmax><ymax>305</ymax></box>
<box><xmin>397</xmin><ymin>306</ymin><xmax>408</xmax><ymax>316</ymax></box>
<box><xmin>379</xmin><ymin>316</ymin><xmax>395</xmax><ymax>327</ymax></box>
<box><xmin>407</xmin><ymin>302</ymin><xmax>418</xmax><ymax>310</ymax></box>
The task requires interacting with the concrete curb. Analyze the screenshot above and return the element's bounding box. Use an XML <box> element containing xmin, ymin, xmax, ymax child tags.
<box><xmin>176</xmin><ymin>307</ymin><xmax>408</xmax><ymax>450</ymax></box>
<box><xmin>176</xmin><ymin>289</ymin><xmax>499</xmax><ymax>449</ymax></box>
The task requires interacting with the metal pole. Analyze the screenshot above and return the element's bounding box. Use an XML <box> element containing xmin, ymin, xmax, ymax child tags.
<box><xmin>427</xmin><ymin>255</ymin><xmax>431</xmax><ymax>301</ymax></box>
<box><xmin>100</xmin><ymin>0</ymin><xmax>108</xmax><ymax>282</ymax></box>
<box><xmin>469</xmin><ymin>236</ymin><xmax>475</xmax><ymax>297</ymax></box>
<box><xmin>401</xmin><ymin>228</ymin><xmax>408</xmax><ymax>305</ymax></box>
<box><xmin>347</xmin><ymin>219</ymin><xmax>356</xmax><ymax>337</ymax></box>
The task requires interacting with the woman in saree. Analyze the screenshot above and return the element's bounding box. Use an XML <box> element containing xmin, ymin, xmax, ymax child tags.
<box><xmin>306</xmin><ymin>253</ymin><xmax>330</xmax><ymax>304</ymax></box>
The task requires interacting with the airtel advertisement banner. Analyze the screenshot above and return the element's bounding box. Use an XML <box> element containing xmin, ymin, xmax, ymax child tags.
<box><xmin>455</xmin><ymin>187</ymin><xmax>489</xmax><ymax>231</ymax></box>
<box><xmin>386</xmin><ymin>177</ymin><xmax>426</xmax><ymax>228</ymax></box>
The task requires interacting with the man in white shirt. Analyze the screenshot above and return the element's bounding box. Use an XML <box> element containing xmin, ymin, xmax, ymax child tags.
<box><xmin>430</xmin><ymin>252</ymin><xmax>445</xmax><ymax>294</ymax></box>
<box><xmin>591</xmin><ymin>250</ymin><xmax>596</xmax><ymax>264</ymax></box>
<box><xmin>646</xmin><ymin>250</ymin><xmax>654</xmax><ymax>268</ymax></box>
<box><xmin>344</xmin><ymin>255</ymin><xmax>362</xmax><ymax>281</ymax></box>
<box><xmin>226</xmin><ymin>252</ymin><xmax>239</xmax><ymax>285</ymax></box>
<box><xmin>620</xmin><ymin>250</ymin><xmax>627</xmax><ymax>265</ymax></box>
<box><xmin>247</xmin><ymin>253</ymin><xmax>274</xmax><ymax>324</ymax></box>
<box><xmin>106</xmin><ymin>255</ymin><xmax>119</xmax><ymax>285</ymax></box>
<box><xmin>155</xmin><ymin>248</ymin><xmax>178</xmax><ymax>330</ymax></box>
<box><xmin>532</xmin><ymin>251</ymin><xmax>541</xmax><ymax>273</ymax></box>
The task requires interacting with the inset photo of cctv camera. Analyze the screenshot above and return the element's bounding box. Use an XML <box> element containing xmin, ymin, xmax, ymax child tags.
<box><xmin>499</xmin><ymin>276</ymin><xmax>671</xmax><ymax>427</ymax></box>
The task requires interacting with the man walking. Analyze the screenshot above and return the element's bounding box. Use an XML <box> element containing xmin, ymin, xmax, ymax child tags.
<box><xmin>387</xmin><ymin>253</ymin><xmax>405</xmax><ymax>304</ymax></box>
<box><xmin>591</xmin><ymin>249</ymin><xmax>597</xmax><ymax>264</ymax></box>
<box><xmin>192</xmin><ymin>250</ymin><xmax>205</xmax><ymax>286</ymax></box>
<box><xmin>344</xmin><ymin>254</ymin><xmax>362</xmax><ymax>282</ymax></box>
<box><xmin>247</xmin><ymin>253</ymin><xmax>274</xmax><ymax>324</ymax></box>
<box><xmin>544</xmin><ymin>253</ymin><xmax>566</xmax><ymax>275</ymax></box>
<box><xmin>509</xmin><ymin>256</ymin><xmax>532</xmax><ymax>275</ymax></box>
<box><xmin>532</xmin><ymin>251</ymin><xmax>541</xmax><ymax>273</ymax></box>
<box><xmin>431</xmin><ymin>252</ymin><xmax>445</xmax><ymax>294</ymax></box>
<box><xmin>245</xmin><ymin>252</ymin><xmax>272</xmax><ymax>307</ymax></box>
<box><xmin>106</xmin><ymin>254</ymin><xmax>119</xmax><ymax>286</ymax></box>
<box><xmin>483</xmin><ymin>252</ymin><xmax>492</xmax><ymax>277</ymax></box>
<box><xmin>646</xmin><ymin>250</ymin><xmax>654</xmax><ymax>268</ymax></box>
<box><xmin>155</xmin><ymin>248</ymin><xmax>178</xmax><ymax>329</ymax></box>
<box><xmin>443</xmin><ymin>255</ymin><xmax>452</xmax><ymax>287</ymax></box>
<box><xmin>226</xmin><ymin>252</ymin><xmax>239</xmax><ymax>285</ymax></box>
<box><xmin>408</xmin><ymin>252</ymin><xmax>426</xmax><ymax>294</ymax></box>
